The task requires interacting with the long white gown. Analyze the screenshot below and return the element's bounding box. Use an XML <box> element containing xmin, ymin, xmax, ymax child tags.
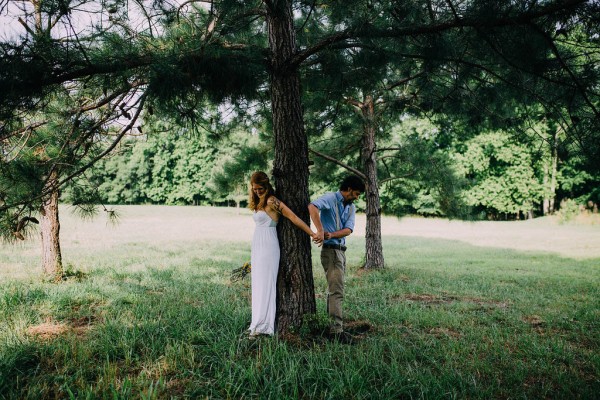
<box><xmin>249</xmin><ymin>210</ymin><xmax>280</xmax><ymax>335</ymax></box>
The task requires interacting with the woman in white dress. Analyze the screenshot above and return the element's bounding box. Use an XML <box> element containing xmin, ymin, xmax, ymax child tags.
<box><xmin>247</xmin><ymin>171</ymin><xmax>317</xmax><ymax>337</ymax></box>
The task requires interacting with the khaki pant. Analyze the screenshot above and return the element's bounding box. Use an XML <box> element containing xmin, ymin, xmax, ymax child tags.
<box><xmin>321</xmin><ymin>248</ymin><xmax>346</xmax><ymax>334</ymax></box>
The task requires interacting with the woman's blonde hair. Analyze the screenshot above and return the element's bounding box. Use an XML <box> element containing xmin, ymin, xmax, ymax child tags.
<box><xmin>248</xmin><ymin>171</ymin><xmax>274</xmax><ymax>211</ymax></box>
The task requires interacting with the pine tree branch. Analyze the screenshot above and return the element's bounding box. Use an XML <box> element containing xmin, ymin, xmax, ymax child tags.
<box><xmin>17</xmin><ymin>17</ymin><xmax>36</xmax><ymax>37</ymax></box>
<box><xmin>343</xmin><ymin>97</ymin><xmax>363</xmax><ymax>114</ymax></box>
<box><xmin>375</xmin><ymin>147</ymin><xmax>404</xmax><ymax>153</ymax></box>
<box><xmin>289</xmin><ymin>0</ymin><xmax>588</xmax><ymax>68</ymax></box>
<box><xmin>528</xmin><ymin>22</ymin><xmax>600</xmax><ymax>119</ymax></box>
<box><xmin>384</xmin><ymin>72</ymin><xmax>426</xmax><ymax>91</ymax></box>
<box><xmin>308</xmin><ymin>148</ymin><xmax>367</xmax><ymax>181</ymax></box>
<box><xmin>56</xmin><ymin>91</ymin><xmax>148</xmax><ymax>189</ymax></box>
<box><xmin>1</xmin><ymin>121</ymin><xmax>47</xmax><ymax>141</ymax></box>
<box><xmin>296</xmin><ymin>0</ymin><xmax>317</xmax><ymax>34</ymax></box>
<box><xmin>444</xmin><ymin>0</ymin><xmax>460</xmax><ymax>21</ymax></box>
<box><xmin>380</xmin><ymin>173</ymin><xmax>415</xmax><ymax>184</ymax></box>
<box><xmin>2</xmin><ymin>124</ymin><xmax>37</xmax><ymax>162</ymax></box>
<box><xmin>0</xmin><ymin>90</ymin><xmax>149</xmax><ymax>213</ymax></box>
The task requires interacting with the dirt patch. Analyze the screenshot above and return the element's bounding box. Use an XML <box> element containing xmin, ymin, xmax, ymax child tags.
<box><xmin>67</xmin><ymin>315</ymin><xmax>98</xmax><ymax>335</ymax></box>
<box><xmin>403</xmin><ymin>294</ymin><xmax>446</xmax><ymax>303</ymax></box>
<box><xmin>395</xmin><ymin>293</ymin><xmax>509</xmax><ymax>308</ymax></box>
<box><xmin>461</xmin><ymin>296</ymin><xmax>509</xmax><ymax>309</ymax></box>
<box><xmin>523</xmin><ymin>315</ymin><xmax>545</xmax><ymax>327</ymax></box>
<box><xmin>279</xmin><ymin>319</ymin><xmax>374</xmax><ymax>347</ymax></box>
<box><xmin>165</xmin><ymin>378</ymin><xmax>192</xmax><ymax>397</ymax></box>
<box><xmin>279</xmin><ymin>332</ymin><xmax>309</xmax><ymax>347</ymax></box>
<box><xmin>26</xmin><ymin>316</ymin><xmax>96</xmax><ymax>340</ymax></box>
<box><xmin>427</xmin><ymin>327</ymin><xmax>462</xmax><ymax>338</ymax></box>
<box><xmin>345</xmin><ymin>320</ymin><xmax>374</xmax><ymax>335</ymax></box>
<box><xmin>26</xmin><ymin>321</ymin><xmax>69</xmax><ymax>340</ymax></box>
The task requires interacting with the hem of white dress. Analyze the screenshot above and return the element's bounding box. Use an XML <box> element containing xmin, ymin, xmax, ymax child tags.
<box><xmin>248</xmin><ymin>328</ymin><xmax>274</xmax><ymax>336</ymax></box>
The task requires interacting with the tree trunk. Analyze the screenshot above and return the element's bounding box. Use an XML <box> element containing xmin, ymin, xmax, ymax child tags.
<box><xmin>39</xmin><ymin>171</ymin><xmax>63</xmax><ymax>281</ymax></box>
<box><xmin>543</xmin><ymin>127</ymin><xmax>559</xmax><ymax>215</ymax></box>
<box><xmin>266</xmin><ymin>1</ymin><xmax>316</xmax><ymax>333</ymax></box>
<box><xmin>548</xmin><ymin>129</ymin><xmax>559</xmax><ymax>214</ymax></box>
<box><xmin>542</xmin><ymin>161</ymin><xmax>550</xmax><ymax>215</ymax></box>
<box><xmin>360</xmin><ymin>95</ymin><xmax>385</xmax><ymax>269</ymax></box>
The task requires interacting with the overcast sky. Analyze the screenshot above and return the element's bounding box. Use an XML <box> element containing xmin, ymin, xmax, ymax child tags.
<box><xmin>0</xmin><ymin>0</ymin><xmax>189</xmax><ymax>42</ymax></box>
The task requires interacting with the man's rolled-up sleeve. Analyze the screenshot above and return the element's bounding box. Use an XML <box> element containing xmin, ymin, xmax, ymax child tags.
<box><xmin>343</xmin><ymin>205</ymin><xmax>356</xmax><ymax>232</ymax></box>
<box><xmin>310</xmin><ymin>193</ymin><xmax>332</xmax><ymax>211</ymax></box>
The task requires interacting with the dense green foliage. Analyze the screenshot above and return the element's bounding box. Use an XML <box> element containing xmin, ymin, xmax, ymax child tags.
<box><xmin>77</xmin><ymin>128</ymin><xmax>217</xmax><ymax>206</ymax></box>
<box><xmin>71</xmin><ymin>116</ymin><xmax>598</xmax><ymax>220</ymax></box>
<box><xmin>63</xmin><ymin>120</ymin><xmax>271</xmax><ymax>207</ymax></box>
<box><xmin>454</xmin><ymin>131</ymin><xmax>543</xmax><ymax>218</ymax></box>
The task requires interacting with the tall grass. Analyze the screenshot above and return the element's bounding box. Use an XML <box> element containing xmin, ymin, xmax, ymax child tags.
<box><xmin>1</xmin><ymin>206</ymin><xmax>598</xmax><ymax>399</ymax></box>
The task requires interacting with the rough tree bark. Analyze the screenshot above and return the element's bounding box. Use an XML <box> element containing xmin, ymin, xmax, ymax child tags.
<box><xmin>266</xmin><ymin>0</ymin><xmax>316</xmax><ymax>333</ymax></box>
<box><xmin>39</xmin><ymin>171</ymin><xmax>63</xmax><ymax>281</ymax></box>
<box><xmin>359</xmin><ymin>95</ymin><xmax>385</xmax><ymax>269</ymax></box>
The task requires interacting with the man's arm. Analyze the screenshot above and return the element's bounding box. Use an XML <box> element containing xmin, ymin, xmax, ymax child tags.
<box><xmin>324</xmin><ymin>228</ymin><xmax>352</xmax><ymax>240</ymax></box>
<box><xmin>324</xmin><ymin>203</ymin><xmax>355</xmax><ymax>240</ymax></box>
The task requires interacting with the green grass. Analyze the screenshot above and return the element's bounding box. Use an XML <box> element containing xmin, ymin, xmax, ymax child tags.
<box><xmin>1</xmin><ymin>206</ymin><xmax>599</xmax><ymax>399</ymax></box>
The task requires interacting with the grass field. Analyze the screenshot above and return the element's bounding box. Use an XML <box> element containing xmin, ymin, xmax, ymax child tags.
<box><xmin>1</xmin><ymin>205</ymin><xmax>599</xmax><ymax>399</ymax></box>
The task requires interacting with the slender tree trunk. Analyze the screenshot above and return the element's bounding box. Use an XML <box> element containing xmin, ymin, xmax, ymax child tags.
<box><xmin>266</xmin><ymin>0</ymin><xmax>316</xmax><ymax>333</ymax></box>
<box><xmin>39</xmin><ymin>171</ymin><xmax>63</xmax><ymax>281</ymax></box>
<box><xmin>543</xmin><ymin>161</ymin><xmax>550</xmax><ymax>215</ymax></box>
<box><xmin>543</xmin><ymin>127</ymin><xmax>559</xmax><ymax>215</ymax></box>
<box><xmin>360</xmin><ymin>95</ymin><xmax>385</xmax><ymax>269</ymax></box>
<box><xmin>548</xmin><ymin>129</ymin><xmax>559</xmax><ymax>214</ymax></box>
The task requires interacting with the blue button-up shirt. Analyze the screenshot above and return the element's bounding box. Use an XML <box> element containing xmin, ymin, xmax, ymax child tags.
<box><xmin>310</xmin><ymin>191</ymin><xmax>356</xmax><ymax>246</ymax></box>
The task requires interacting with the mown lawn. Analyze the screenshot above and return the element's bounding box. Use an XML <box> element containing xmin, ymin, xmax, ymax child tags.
<box><xmin>1</xmin><ymin>206</ymin><xmax>598</xmax><ymax>399</ymax></box>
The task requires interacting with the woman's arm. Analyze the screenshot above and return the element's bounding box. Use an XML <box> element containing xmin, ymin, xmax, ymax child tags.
<box><xmin>268</xmin><ymin>197</ymin><xmax>316</xmax><ymax>237</ymax></box>
<box><xmin>308</xmin><ymin>203</ymin><xmax>324</xmax><ymax>245</ymax></box>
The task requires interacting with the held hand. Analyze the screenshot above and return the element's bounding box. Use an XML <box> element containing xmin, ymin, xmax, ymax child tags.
<box><xmin>313</xmin><ymin>230</ymin><xmax>325</xmax><ymax>246</ymax></box>
<box><xmin>311</xmin><ymin>231</ymin><xmax>322</xmax><ymax>246</ymax></box>
<box><xmin>324</xmin><ymin>232</ymin><xmax>332</xmax><ymax>240</ymax></box>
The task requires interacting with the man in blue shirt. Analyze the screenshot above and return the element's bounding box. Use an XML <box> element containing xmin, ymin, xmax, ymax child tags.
<box><xmin>309</xmin><ymin>175</ymin><xmax>365</xmax><ymax>343</ymax></box>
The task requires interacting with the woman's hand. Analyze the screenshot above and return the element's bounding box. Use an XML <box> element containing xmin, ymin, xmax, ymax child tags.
<box><xmin>312</xmin><ymin>231</ymin><xmax>324</xmax><ymax>246</ymax></box>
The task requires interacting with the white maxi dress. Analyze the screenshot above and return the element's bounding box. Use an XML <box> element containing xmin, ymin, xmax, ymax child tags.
<box><xmin>249</xmin><ymin>211</ymin><xmax>280</xmax><ymax>335</ymax></box>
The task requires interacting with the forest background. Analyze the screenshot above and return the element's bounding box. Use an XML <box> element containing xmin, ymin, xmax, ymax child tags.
<box><xmin>63</xmin><ymin>114</ymin><xmax>599</xmax><ymax>222</ymax></box>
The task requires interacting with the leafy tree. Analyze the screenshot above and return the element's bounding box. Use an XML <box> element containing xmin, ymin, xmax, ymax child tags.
<box><xmin>0</xmin><ymin>0</ymin><xmax>149</xmax><ymax>279</ymax></box>
<box><xmin>453</xmin><ymin>131</ymin><xmax>543</xmax><ymax>219</ymax></box>
<box><xmin>0</xmin><ymin>88</ymin><xmax>129</xmax><ymax>280</ymax></box>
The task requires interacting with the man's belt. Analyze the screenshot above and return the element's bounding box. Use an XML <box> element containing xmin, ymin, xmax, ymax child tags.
<box><xmin>323</xmin><ymin>243</ymin><xmax>347</xmax><ymax>251</ymax></box>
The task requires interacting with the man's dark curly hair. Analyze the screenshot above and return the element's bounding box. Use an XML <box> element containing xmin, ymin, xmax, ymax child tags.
<box><xmin>339</xmin><ymin>175</ymin><xmax>365</xmax><ymax>192</ymax></box>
